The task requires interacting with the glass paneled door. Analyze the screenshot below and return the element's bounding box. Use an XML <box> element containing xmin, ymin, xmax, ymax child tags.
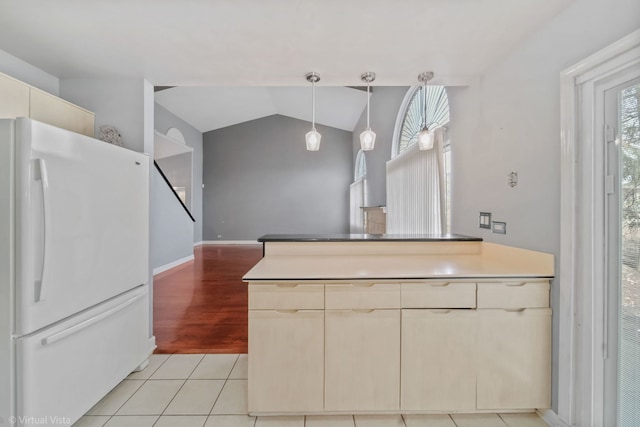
<box><xmin>606</xmin><ymin>78</ymin><xmax>640</xmax><ymax>427</ymax></box>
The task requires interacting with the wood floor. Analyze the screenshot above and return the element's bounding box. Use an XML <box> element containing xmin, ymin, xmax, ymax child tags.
<box><xmin>153</xmin><ymin>244</ymin><xmax>263</xmax><ymax>354</ymax></box>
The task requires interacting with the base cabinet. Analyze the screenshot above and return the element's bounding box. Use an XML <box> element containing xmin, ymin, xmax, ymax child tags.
<box><xmin>248</xmin><ymin>309</ymin><xmax>324</xmax><ymax>413</ymax></box>
<box><xmin>477</xmin><ymin>308</ymin><xmax>552</xmax><ymax>409</ymax></box>
<box><xmin>401</xmin><ymin>309</ymin><xmax>476</xmax><ymax>411</ymax></box>
<box><xmin>247</xmin><ymin>279</ymin><xmax>551</xmax><ymax>414</ymax></box>
<box><xmin>325</xmin><ymin>309</ymin><xmax>400</xmax><ymax>411</ymax></box>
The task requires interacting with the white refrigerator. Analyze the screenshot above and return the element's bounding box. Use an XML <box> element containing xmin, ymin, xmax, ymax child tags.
<box><xmin>0</xmin><ymin>118</ymin><xmax>154</xmax><ymax>426</ymax></box>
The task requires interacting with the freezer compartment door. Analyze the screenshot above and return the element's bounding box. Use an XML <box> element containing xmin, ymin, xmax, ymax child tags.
<box><xmin>14</xmin><ymin>118</ymin><xmax>149</xmax><ymax>334</ymax></box>
<box><xmin>16</xmin><ymin>285</ymin><xmax>150</xmax><ymax>427</ymax></box>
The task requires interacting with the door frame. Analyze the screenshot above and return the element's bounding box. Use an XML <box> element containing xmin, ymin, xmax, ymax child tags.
<box><xmin>559</xmin><ymin>29</ymin><xmax>640</xmax><ymax>427</ymax></box>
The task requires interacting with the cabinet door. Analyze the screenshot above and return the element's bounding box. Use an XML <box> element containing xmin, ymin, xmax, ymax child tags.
<box><xmin>0</xmin><ymin>73</ymin><xmax>29</xmax><ymax>118</ymax></box>
<box><xmin>477</xmin><ymin>308</ymin><xmax>552</xmax><ymax>410</ymax></box>
<box><xmin>30</xmin><ymin>88</ymin><xmax>95</xmax><ymax>137</ymax></box>
<box><xmin>325</xmin><ymin>309</ymin><xmax>400</xmax><ymax>411</ymax></box>
<box><xmin>401</xmin><ymin>309</ymin><xmax>476</xmax><ymax>411</ymax></box>
<box><xmin>248</xmin><ymin>310</ymin><xmax>324</xmax><ymax>413</ymax></box>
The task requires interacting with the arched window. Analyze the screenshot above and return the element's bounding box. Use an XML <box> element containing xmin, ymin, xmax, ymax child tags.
<box><xmin>387</xmin><ymin>85</ymin><xmax>451</xmax><ymax>234</ymax></box>
<box><xmin>393</xmin><ymin>85</ymin><xmax>450</xmax><ymax>156</ymax></box>
<box><xmin>354</xmin><ymin>149</ymin><xmax>367</xmax><ymax>181</ymax></box>
<box><xmin>350</xmin><ymin>150</ymin><xmax>368</xmax><ymax>233</ymax></box>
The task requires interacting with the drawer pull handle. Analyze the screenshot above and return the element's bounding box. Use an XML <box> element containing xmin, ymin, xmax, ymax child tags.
<box><xmin>275</xmin><ymin>284</ymin><xmax>299</xmax><ymax>288</ymax></box>
<box><xmin>429</xmin><ymin>283</ymin><xmax>450</xmax><ymax>287</ymax></box>
<box><xmin>352</xmin><ymin>309</ymin><xmax>375</xmax><ymax>313</ymax></box>
<box><xmin>430</xmin><ymin>309</ymin><xmax>451</xmax><ymax>314</ymax></box>
<box><xmin>276</xmin><ymin>309</ymin><xmax>299</xmax><ymax>314</ymax></box>
<box><xmin>352</xmin><ymin>283</ymin><xmax>376</xmax><ymax>288</ymax></box>
<box><xmin>504</xmin><ymin>282</ymin><xmax>526</xmax><ymax>287</ymax></box>
<box><xmin>504</xmin><ymin>308</ymin><xmax>526</xmax><ymax>313</ymax></box>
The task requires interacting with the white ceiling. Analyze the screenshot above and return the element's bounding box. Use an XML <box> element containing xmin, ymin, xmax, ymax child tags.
<box><xmin>155</xmin><ymin>86</ymin><xmax>369</xmax><ymax>132</ymax></box>
<box><xmin>0</xmin><ymin>0</ymin><xmax>574</xmax><ymax>132</ymax></box>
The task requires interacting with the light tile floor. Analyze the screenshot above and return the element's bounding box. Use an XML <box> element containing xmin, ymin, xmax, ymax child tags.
<box><xmin>73</xmin><ymin>354</ymin><xmax>549</xmax><ymax>427</ymax></box>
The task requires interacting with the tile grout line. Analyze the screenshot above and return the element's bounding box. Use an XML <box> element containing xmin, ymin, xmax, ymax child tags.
<box><xmin>107</xmin><ymin>353</ymin><xmax>170</xmax><ymax>421</ymax></box>
<box><xmin>154</xmin><ymin>354</ymin><xmax>204</xmax><ymax>423</ymax></box>
<box><xmin>205</xmin><ymin>354</ymin><xmax>241</xmax><ymax>422</ymax></box>
<box><xmin>87</xmin><ymin>354</ymin><xmax>170</xmax><ymax>423</ymax></box>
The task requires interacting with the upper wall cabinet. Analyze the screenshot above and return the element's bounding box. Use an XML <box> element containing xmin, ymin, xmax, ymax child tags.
<box><xmin>0</xmin><ymin>72</ymin><xmax>95</xmax><ymax>137</ymax></box>
<box><xmin>0</xmin><ymin>72</ymin><xmax>29</xmax><ymax>117</ymax></box>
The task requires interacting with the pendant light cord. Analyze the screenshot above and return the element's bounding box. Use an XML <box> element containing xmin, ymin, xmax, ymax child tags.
<box><xmin>366</xmin><ymin>81</ymin><xmax>370</xmax><ymax>128</ymax></box>
<box><xmin>312</xmin><ymin>79</ymin><xmax>316</xmax><ymax>129</ymax></box>
<box><xmin>423</xmin><ymin>81</ymin><xmax>427</xmax><ymax>129</ymax></box>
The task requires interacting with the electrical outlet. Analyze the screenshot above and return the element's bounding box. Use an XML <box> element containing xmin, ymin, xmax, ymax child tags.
<box><xmin>492</xmin><ymin>221</ymin><xmax>507</xmax><ymax>234</ymax></box>
<box><xmin>479</xmin><ymin>212</ymin><xmax>491</xmax><ymax>229</ymax></box>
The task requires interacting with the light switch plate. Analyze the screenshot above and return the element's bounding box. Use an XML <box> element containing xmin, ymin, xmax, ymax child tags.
<box><xmin>479</xmin><ymin>212</ymin><xmax>491</xmax><ymax>229</ymax></box>
<box><xmin>492</xmin><ymin>221</ymin><xmax>507</xmax><ymax>234</ymax></box>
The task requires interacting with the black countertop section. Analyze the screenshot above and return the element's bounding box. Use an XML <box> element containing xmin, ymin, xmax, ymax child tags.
<box><xmin>258</xmin><ymin>233</ymin><xmax>482</xmax><ymax>242</ymax></box>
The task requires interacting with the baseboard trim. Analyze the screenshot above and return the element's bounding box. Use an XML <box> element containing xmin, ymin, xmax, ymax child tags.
<box><xmin>194</xmin><ymin>241</ymin><xmax>204</xmax><ymax>247</ymax></box>
<box><xmin>152</xmin><ymin>255</ymin><xmax>195</xmax><ymax>275</ymax></box>
<box><xmin>147</xmin><ymin>336</ymin><xmax>157</xmax><ymax>353</ymax></box>
<box><xmin>201</xmin><ymin>240</ymin><xmax>260</xmax><ymax>245</ymax></box>
<box><xmin>537</xmin><ymin>409</ymin><xmax>569</xmax><ymax>427</ymax></box>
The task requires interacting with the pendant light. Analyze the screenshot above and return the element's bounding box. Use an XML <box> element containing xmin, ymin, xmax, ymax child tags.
<box><xmin>305</xmin><ymin>72</ymin><xmax>321</xmax><ymax>151</ymax></box>
<box><xmin>417</xmin><ymin>71</ymin><xmax>435</xmax><ymax>150</ymax></box>
<box><xmin>360</xmin><ymin>72</ymin><xmax>376</xmax><ymax>151</ymax></box>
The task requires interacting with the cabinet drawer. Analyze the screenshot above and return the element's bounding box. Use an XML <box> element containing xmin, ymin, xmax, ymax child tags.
<box><xmin>477</xmin><ymin>281</ymin><xmax>549</xmax><ymax>309</ymax></box>
<box><xmin>249</xmin><ymin>283</ymin><xmax>324</xmax><ymax>309</ymax></box>
<box><xmin>401</xmin><ymin>282</ymin><xmax>476</xmax><ymax>308</ymax></box>
<box><xmin>325</xmin><ymin>283</ymin><xmax>399</xmax><ymax>309</ymax></box>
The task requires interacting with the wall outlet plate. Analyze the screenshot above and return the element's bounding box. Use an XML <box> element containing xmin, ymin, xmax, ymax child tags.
<box><xmin>492</xmin><ymin>221</ymin><xmax>507</xmax><ymax>234</ymax></box>
<box><xmin>479</xmin><ymin>212</ymin><xmax>491</xmax><ymax>229</ymax></box>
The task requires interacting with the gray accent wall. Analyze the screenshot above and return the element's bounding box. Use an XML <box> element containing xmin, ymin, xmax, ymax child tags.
<box><xmin>351</xmin><ymin>87</ymin><xmax>409</xmax><ymax>207</ymax></box>
<box><xmin>203</xmin><ymin>114</ymin><xmax>352</xmax><ymax>241</ymax></box>
<box><xmin>155</xmin><ymin>103</ymin><xmax>204</xmax><ymax>243</ymax></box>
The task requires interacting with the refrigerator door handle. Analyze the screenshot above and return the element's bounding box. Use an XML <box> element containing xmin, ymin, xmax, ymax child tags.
<box><xmin>34</xmin><ymin>158</ymin><xmax>51</xmax><ymax>303</ymax></box>
<box><xmin>40</xmin><ymin>291</ymin><xmax>146</xmax><ymax>346</ymax></box>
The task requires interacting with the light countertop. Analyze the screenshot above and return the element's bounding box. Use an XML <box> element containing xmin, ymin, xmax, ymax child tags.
<box><xmin>244</xmin><ymin>242</ymin><xmax>554</xmax><ymax>281</ymax></box>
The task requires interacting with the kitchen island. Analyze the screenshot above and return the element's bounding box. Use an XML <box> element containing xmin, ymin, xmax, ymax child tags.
<box><xmin>243</xmin><ymin>234</ymin><xmax>554</xmax><ymax>416</ymax></box>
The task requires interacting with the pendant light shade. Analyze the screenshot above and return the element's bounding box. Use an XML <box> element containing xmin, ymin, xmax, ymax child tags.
<box><xmin>360</xmin><ymin>72</ymin><xmax>376</xmax><ymax>151</ymax></box>
<box><xmin>305</xmin><ymin>128</ymin><xmax>321</xmax><ymax>151</ymax></box>
<box><xmin>417</xmin><ymin>71</ymin><xmax>435</xmax><ymax>150</ymax></box>
<box><xmin>360</xmin><ymin>128</ymin><xmax>376</xmax><ymax>151</ymax></box>
<box><xmin>305</xmin><ymin>72</ymin><xmax>321</xmax><ymax>151</ymax></box>
<box><xmin>417</xmin><ymin>127</ymin><xmax>434</xmax><ymax>150</ymax></box>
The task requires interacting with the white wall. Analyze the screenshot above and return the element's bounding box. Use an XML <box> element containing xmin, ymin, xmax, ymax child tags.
<box><xmin>0</xmin><ymin>49</ymin><xmax>59</xmax><ymax>95</ymax></box>
<box><xmin>59</xmin><ymin>78</ymin><xmax>148</xmax><ymax>153</ymax></box>
<box><xmin>449</xmin><ymin>0</ymin><xmax>640</xmax><ymax>413</ymax></box>
<box><xmin>155</xmin><ymin>103</ymin><xmax>203</xmax><ymax>244</ymax></box>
